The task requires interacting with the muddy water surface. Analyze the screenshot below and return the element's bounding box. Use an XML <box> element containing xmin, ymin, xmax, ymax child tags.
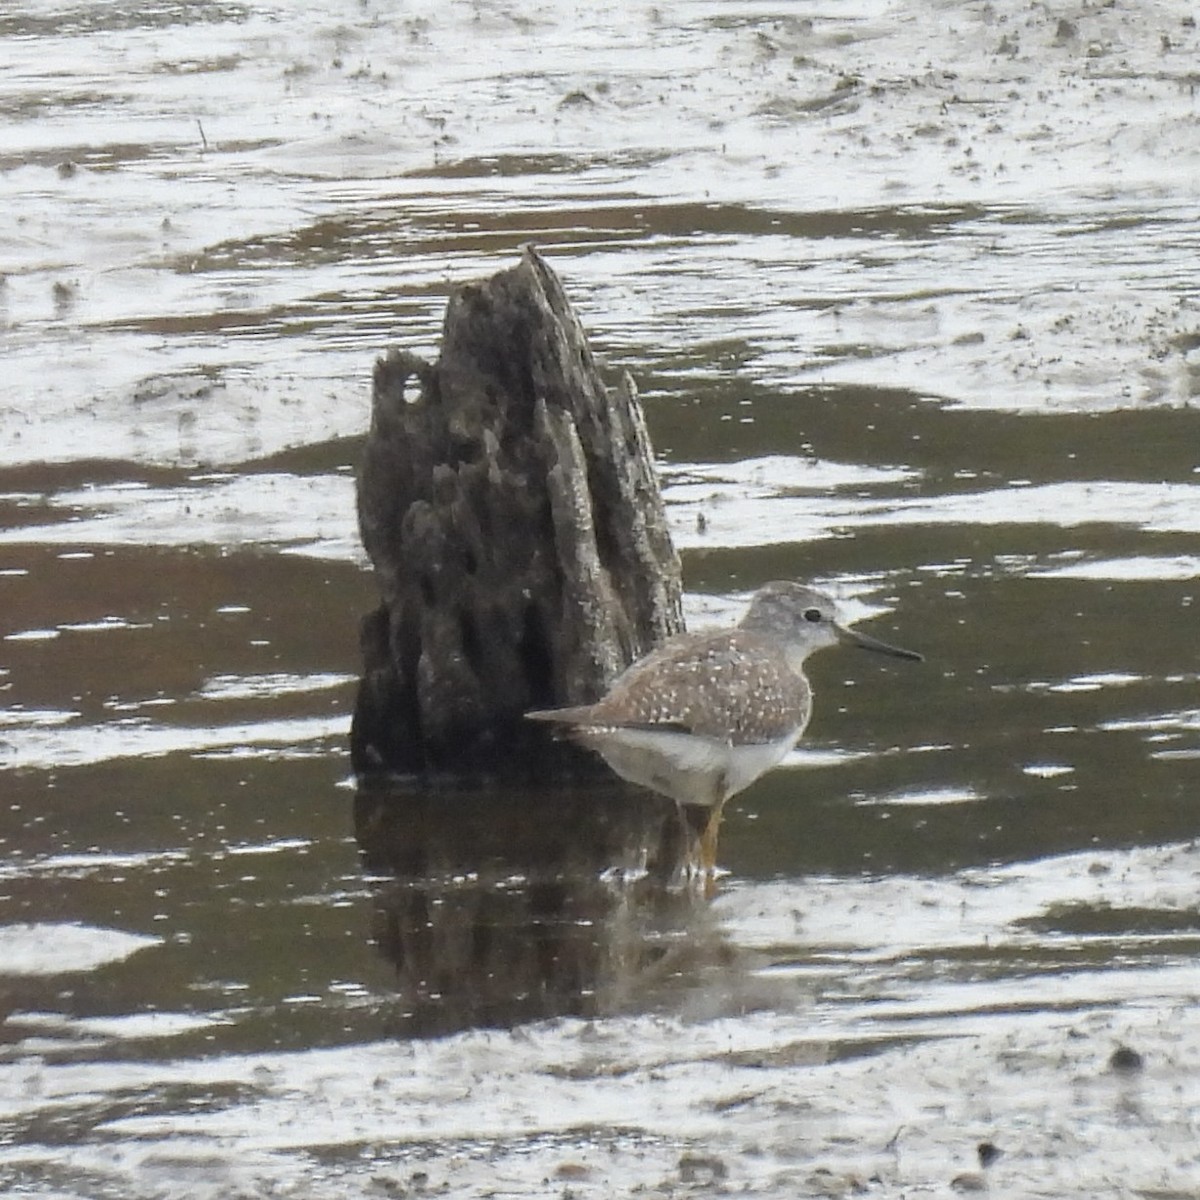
<box><xmin>2</xmin><ymin>1</ymin><xmax>1200</xmax><ymax>1197</ymax></box>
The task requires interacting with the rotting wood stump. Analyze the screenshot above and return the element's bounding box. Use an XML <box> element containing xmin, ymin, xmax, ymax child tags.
<box><xmin>352</xmin><ymin>246</ymin><xmax>683</xmax><ymax>778</ymax></box>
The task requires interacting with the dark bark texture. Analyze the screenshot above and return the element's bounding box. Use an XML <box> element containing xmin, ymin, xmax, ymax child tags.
<box><xmin>352</xmin><ymin>247</ymin><xmax>683</xmax><ymax>776</ymax></box>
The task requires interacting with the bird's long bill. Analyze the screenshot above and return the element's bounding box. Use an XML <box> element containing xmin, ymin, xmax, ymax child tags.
<box><xmin>835</xmin><ymin>623</ymin><xmax>924</xmax><ymax>661</ymax></box>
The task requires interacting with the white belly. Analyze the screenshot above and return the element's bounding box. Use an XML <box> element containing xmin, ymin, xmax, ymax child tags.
<box><xmin>578</xmin><ymin>727</ymin><xmax>798</xmax><ymax>809</ymax></box>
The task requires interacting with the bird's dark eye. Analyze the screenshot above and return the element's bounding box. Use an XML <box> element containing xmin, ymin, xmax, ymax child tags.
<box><xmin>803</xmin><ymin>608</ymin><xmax>822</xmax><ymax>622</ymax></box>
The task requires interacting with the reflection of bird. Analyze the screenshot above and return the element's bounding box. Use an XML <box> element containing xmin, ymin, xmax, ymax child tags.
<box><xmin>527</xmin><ymin>581</ymin><xmax>922</xmax><ymax>871</ymax></box>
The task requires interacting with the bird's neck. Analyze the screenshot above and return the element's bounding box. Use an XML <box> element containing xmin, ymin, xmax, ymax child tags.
<box><xmin>782</xmin><ymin>643</ymin><xmax>815</xmax><ymax>675</ymax></box>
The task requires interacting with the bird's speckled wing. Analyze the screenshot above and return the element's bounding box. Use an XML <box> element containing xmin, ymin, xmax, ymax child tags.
<box><xmin>529</xmin><ymin>630</ymin><xmax>812</xmax><ymax>745</ymax></box>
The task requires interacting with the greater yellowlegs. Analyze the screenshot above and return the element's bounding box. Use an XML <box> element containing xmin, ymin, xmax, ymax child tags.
<box><xmin>527</xmin><ymin>581</ymin><xmax>922</xmax><ymax>869</ymax></box>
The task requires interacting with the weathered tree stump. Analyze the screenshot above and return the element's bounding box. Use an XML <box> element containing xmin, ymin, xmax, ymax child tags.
<box><xmin>352</xmin><ymin>246</ymin><xmax>683</xmax><ymax>777</ymax></box>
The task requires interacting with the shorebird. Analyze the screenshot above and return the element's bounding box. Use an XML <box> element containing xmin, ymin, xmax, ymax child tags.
<box><xmin>526</xmin><ymin>581</ymin><xmax>922</xmax><ymax>870</ymax></box>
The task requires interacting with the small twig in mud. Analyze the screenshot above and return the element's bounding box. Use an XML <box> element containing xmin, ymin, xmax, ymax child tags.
<box><xmin>196</xmin><ymin>119</ymin><xmax>209</xmax><ymax>152</ymax></box>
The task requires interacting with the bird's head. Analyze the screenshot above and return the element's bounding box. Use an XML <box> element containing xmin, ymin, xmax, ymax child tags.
<box><xmin>739</xmin><ymin>581</ymin><xmax>923</xmax><ymax>664</ymax></box>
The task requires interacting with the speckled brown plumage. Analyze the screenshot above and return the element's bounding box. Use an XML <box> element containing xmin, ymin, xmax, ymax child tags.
<box><xmin>532</xmin><ymin>628</ymin><xmax>812</xmax><ymax>745</ymax></box>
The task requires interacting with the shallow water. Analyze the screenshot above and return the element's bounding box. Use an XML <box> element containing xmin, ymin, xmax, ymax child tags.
<box><xmin>2</xmin><ymin>1</ymin><xmax>1200</xmax><ymax>1196</ymax></box>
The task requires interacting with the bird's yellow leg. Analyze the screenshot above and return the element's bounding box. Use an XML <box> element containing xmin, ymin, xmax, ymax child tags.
<box><xmin>671</xmin><ymin>801</ymin><xmax>695</xmax><ymax>876</ymax></box>
<box><xmin>698</xmin><ymin>798</ymin><xmax>726</xmax><ymax>874</ymax></box>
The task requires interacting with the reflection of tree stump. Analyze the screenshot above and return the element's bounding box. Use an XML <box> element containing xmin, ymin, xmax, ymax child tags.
<box><xmin>353</xmin><ymin>246</ymin><xmax>682</xmax><ymax>776</ymax></box>
<box><xmin>354</xmin><ymin>781</ymin><xmax>728</xmax><ymax>1035</ymax></box>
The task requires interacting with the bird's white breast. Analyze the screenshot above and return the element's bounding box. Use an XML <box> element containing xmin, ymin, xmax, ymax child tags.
<box><xmin>577</xmin><ymin>726</ymin><xmax>800</xmax><ymax>809</ymax></box>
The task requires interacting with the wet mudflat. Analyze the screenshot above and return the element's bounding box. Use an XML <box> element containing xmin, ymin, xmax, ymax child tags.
<box><xmin>2</xmin><ymin>1</ymin><xmax>1200</xmax><ymax>1196</ymax></box>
